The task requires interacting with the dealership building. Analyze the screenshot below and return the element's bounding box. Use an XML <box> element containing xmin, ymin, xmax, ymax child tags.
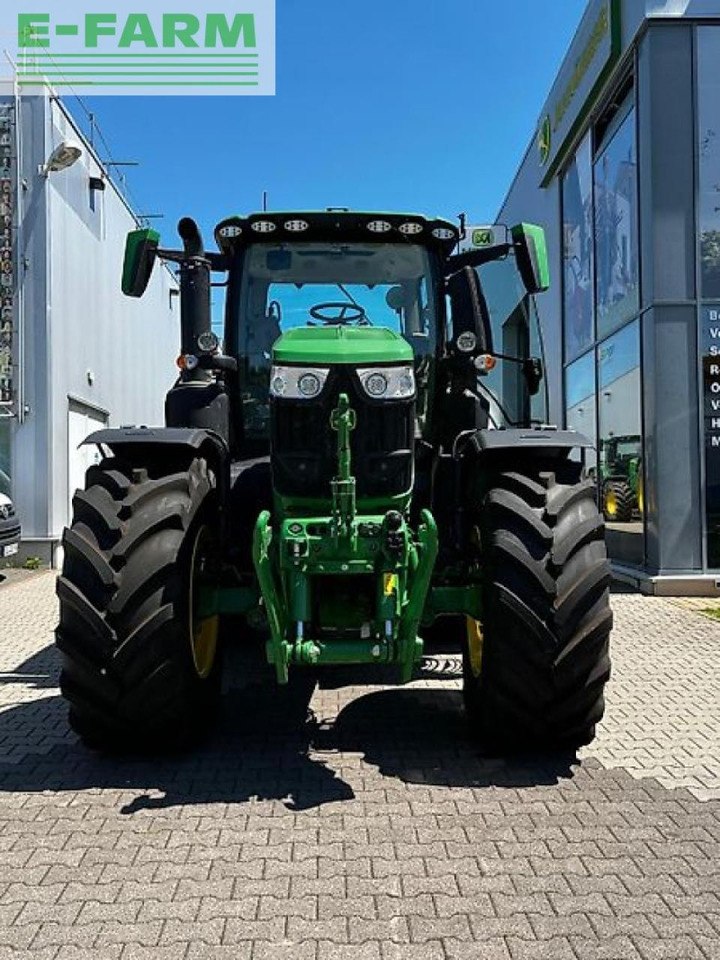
<box><xmin>0</xmin><ymin>82</ymin><xmax>177</xmax><ymax>566</ymax></box>
<box><xmin>499</xmin><ymin>0</ymin><xmax>720</xmax><ymax>594</ymax></box>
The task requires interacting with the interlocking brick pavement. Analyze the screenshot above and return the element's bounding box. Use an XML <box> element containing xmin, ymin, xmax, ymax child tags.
<box><xmin>0</xmin><ymin>571</ymin><xmax>718</xmax><ymax>959</ymax></box>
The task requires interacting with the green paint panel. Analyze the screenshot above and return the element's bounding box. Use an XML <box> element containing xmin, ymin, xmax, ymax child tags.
<box><xmin>276</xmin><ymin>490</ymin><xmax>412</xmax><ymax>518</ymax></box>
<box><xmin>422</xmin><ymin>583</ymin><xmax>483</xmax><ymax>623</ymax></box>
<box><xmin>512</xmin><ymin>222</ymin><xmax>551</xmax><ymax>294</ymax></box>
<box><xmin>251</xmin><ymin>393</ymin><xmax>438</xmax><ymax>685</ymax></box>
<box><xmin>272</xmin><ymin>326</ymin><xmax>413</xmax><ymax>365</ymax></box>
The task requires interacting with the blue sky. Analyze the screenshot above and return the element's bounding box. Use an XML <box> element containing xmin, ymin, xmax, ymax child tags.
<box><xmin>77</xmin><ymin>0</ymin><xmax>587</xmax><ymax>250</ymax></box>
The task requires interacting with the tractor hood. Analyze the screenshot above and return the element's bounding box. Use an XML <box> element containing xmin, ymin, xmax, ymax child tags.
<box><xmin>272</xmin><ymin>326</ymin><xmax>413</xmax><ymax>366</ymax></box>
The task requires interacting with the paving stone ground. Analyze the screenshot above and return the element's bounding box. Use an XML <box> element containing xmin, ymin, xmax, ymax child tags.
<box><xmin>0</xmin><ymin>570</ymin><xmax>718</xmax><ymax>959</ymax></box>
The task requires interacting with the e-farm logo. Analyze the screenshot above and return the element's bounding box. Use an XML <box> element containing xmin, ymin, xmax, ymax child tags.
<box><xmin>8</xmin><ymin>2</ymin><xmax>275</xmax><ymax>95</ymax></box>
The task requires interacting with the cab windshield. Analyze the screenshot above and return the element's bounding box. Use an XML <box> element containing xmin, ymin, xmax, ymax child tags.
<box><xmin>236</xmin><ymin>241</ymin><xmax>438</xmax><ymax>439</ymax></box>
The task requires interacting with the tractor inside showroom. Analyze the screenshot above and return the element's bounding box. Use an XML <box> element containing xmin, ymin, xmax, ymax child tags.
<box><xmin>600</xmin><ymin>434</ymin><xmax>643</xmax><ymax>522</ymax></box>
<box><xmin>56</xmin><ymin>211</ymin><xmax>612</xmax><ymax>753</ymax></box>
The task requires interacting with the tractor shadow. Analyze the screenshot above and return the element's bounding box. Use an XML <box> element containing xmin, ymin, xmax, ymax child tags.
<box><xmin>313</xmin><ymin>687</ymin><xmax>578</xmax><ymax>791</ymax></box>
<box><xmin>0</xmin><ymin>637</ymin><xmax>578</xmax><ymax>814</ymax></box>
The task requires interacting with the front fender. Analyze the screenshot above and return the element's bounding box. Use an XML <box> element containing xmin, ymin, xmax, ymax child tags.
<box><xmin>468</xmin><ymin>427</ymin><xmax>592</xmax><ymax>457</ymax></box>
<box><xmin>82</xmin><ymin>425</ymin><xmax>230</xmax><ymax>501</ymax></box>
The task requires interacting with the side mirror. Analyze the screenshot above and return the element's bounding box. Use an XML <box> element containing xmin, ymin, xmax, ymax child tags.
<box><xmin>512</xmin><ymin>223</ymin><xmax>550</xmax><ymax>294</ymax></box>
<box><xmin>122</xmin><ymin>227</ymin><xmax>159</xmax><ymax>298</ymax></box>
<box><xmin>446</xmin><ymin>266</ymin><xmax>493</xmax><ymax>356</ymax></box>
<box><xmin>385</xmin><ymin>286</ymin><xmax>406</xmax><ymax>313</ymax></box>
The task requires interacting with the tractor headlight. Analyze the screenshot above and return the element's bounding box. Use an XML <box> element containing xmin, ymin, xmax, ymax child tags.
<box><xmin>456</xmin><ymin>331</ymin><xmax>477</xmax><ymax>354</ymax></box>
<box><xmin>298</xmin><ymin>372</ymin><xmax>323</xmax><ymax>398</ymax></box>
<box><xmin>269</xmin><ymin>365</ymin><xmax>330</xmax><ymax>400</ymax></box>
<box><xmin>357</xmin><ymin>365</ymin><xmax>416</xmax><ymax>400</ymax></box>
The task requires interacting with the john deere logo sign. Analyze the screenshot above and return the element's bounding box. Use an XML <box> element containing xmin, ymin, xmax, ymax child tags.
<box><xmin>536</xmin><ymin>0</ymin><xmax>620</xmax><ymax>181</ymax></box>
<box><xmin>538</xmin><ymin>115</ymin><xmax>552</xmax><ymax>167</ymax></box>
<box><xmin>2</xmin><ymin>1</ymin><xmax>275</xmax><ymax>95</ymax></box>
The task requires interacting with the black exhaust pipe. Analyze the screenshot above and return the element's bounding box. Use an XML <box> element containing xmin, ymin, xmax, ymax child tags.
<box><xmin>165</xmin><ymin>216</ymin><xmax>230</xmax><ymax>442</ymax></box>
<box><xmin>177</xmin><ymin>217</ymin><xmax>211</xmax><ymax>380</ymax></box>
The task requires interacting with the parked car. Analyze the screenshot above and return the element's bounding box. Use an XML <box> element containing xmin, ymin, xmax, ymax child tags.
<box><xmin>0</xmin><ymin>469</ymin><xmax>20</xmax><ymax>560</ymax></box>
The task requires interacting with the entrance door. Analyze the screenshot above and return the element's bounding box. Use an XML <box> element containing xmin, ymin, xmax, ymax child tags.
<box><xmin>67</xmin><ymin>399</ymin><xmax>108</xmax><ymax>525</ymax></box>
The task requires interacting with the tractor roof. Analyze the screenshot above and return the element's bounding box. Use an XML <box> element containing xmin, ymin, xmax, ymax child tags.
<box><xmin>214</xmin><ymin>210</ymin><xmax>460</xmax><ymax>255</ymax></box>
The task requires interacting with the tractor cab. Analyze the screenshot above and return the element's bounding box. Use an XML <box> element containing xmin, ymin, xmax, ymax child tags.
<box><xmin>210</xmin><ymin>211</ymin><xmax>551</xmax><ymax>454</ymax></box>
<box><xmin>122</xmin><ymin>211</ymin><xmax>550</xmax><ymax>448</ymax></box>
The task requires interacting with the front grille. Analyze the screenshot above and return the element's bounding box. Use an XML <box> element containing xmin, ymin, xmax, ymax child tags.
<box><xmin>0</xmin><ymin>520</ymin><xmax>21</xmax><ymax>546</ymax></box>
<box><xmin>271</xmin><ymin>367</ymin><xmax>414</xmax><ymax>500</ymax></box>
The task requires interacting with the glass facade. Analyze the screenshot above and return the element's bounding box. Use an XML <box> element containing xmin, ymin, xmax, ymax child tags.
<box><xmin>562</xmin><ymin>134</ymin><xmax>594</xmax><ymax>361</ymax></box>
<box><xmin>597</xmin><ymin>321</ymin><xmax>644</xmax><ymax>567</ymax></box>
<box><xmin>699</xmin><ymin>27</ymin><xmax>720</xmax><ymax>569</ymax></box>
<box><xmin>594</xmin><ymin>107</ymin><xmax>640</xmax><ymax>340</ymax></box>
<box><xmin>565</xmin><ymin>351</ymin><xmax>597</xmax><ymax>474</ymax></box>
<box><xmin>563</xmin><ymin>90</ymin><xmax>645</xmax><ymax>568</ymax></box>
<box><xmin>699</xmin><ymin>29</ymin><xmax>720</xmax><ymax>302</ymax></box>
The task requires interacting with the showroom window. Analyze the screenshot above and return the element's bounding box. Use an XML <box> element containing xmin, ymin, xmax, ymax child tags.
<box><xmin>562</xmin><ymin>81</ymin><xmax>645</xmax><ymax>570</ymax></box>
<box><xmin>594</xmin><ymin>103</ymin><xmax>640</xmax><ymax>340</ymax></box>
<box><xmin>562</xmin><ymin>133</ymin><xmax>595</xmax><ymax>362</ymax></box>
<box><xmin>698</xmin><ymin>26</ymin><xmax>720</xmax><ymax>569</ymax></box>
<box><xmin>565</xmin><ymin>350</ymin><xmax>597</xmax><ymax>474</ymax></box>
<box><xmin>699</xmin><ymin>28</ymin><xmax>720</xmax><ymax>301</ymax></box>
<box><xmin>597</xmin><ymin>320</ymin><xmax>644</xmax><ymax>567</ymax></box>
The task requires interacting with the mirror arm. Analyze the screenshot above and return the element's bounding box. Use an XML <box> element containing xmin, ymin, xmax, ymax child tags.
<box><xmin>197</xmin><ymin>353</ymin><xmax>238</xmax><ymax>373</ymax></box>
<box><xmin>156</xmin><ymin>248</ymin><xmax>229</xmax><ymax>272</ymax></box>
<box><xmin>157</xmin><ymin>247</ymin><xmax>185</xmax><ymax>264</ymax></box>
<box><xmin>445</xmin><ymin>243</ymin><xmax>511</xmax><ymax>274</ymax></box>
<box><xmin>486</xmin><ymin>350</ymin><xmax>529</xmax><ymax>366</ymax></box>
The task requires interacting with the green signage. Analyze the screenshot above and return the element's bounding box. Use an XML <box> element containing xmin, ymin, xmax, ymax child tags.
<box><xmin>537</xmin><ymin>0</ymin><xmax>621</xmax><ymax>184</ymax></box>
<box><xmin>538</xmin><ymin>115</ymin><xmax>552</xmax><ymax>167</ymax></box>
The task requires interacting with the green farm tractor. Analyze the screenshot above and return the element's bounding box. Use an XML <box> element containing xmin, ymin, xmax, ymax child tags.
<box><xmin>600</xmin><ymin>435</ymin><xmax>643</xmax><ymax>522</ymax></box>
<box><xmin>56</xmin><ymin>211</ymin><xmax>612</xmax><ymax>753</ymax></box>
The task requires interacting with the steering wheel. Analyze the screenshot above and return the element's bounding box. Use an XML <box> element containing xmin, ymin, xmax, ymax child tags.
<box><xmin>309</xmin><ymin>302</ymin><xmax>368</xmax><ymax>326</ymax></box>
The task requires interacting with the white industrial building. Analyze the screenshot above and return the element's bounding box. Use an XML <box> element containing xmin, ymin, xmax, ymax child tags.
<box><xmin>0</xmin><ymin>82</ymin><xmax>178</xmax><ymax>566</ymax></box>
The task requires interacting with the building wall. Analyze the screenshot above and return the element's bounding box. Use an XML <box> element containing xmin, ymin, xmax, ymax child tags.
<box><xmin>637</xmin><ymin>24</ymin><xmax>702</xmax><ymax>573</ymax></box>
<box><xmin>497</xmin><ymin>0</ymin><xmax>720</xmax><ymax>583</ymax></box>
<box><xmin>45</xmin><ymin>98</ymin><xmax>178</xmax><ymax>539</ymax></box>
<box><xmin>8</xmin><ymin>92</ymin><xmax>179</xmax><ymax>554</ymax></box>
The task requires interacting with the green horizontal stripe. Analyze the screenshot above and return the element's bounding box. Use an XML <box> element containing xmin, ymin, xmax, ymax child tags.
<box><xmin>18</xmin><ymin>71</ymin><xmax>258</xmax><ymax>76</ymax></box>
<box><xmin>18</xmin><ymin>79</ymin><xmax>260</xmax><ymax>86</ymax></box>
<box><xmin>26</xmin><ymin>52</ymin><xmax>259</xmax><ymax>57</ymax></box>
<box><xmin>18</xmin><ymin>64</ymin><xmax>260</xmax><ymax>69</ymax></box>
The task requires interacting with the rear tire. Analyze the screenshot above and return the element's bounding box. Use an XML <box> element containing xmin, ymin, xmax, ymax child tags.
<box><xmin>603</xmin><ymin>480</ymin><xmax>634</xmax><ymax>522</ymax></box>
<box><xmin>463</xmin><ymin>457</ymin><xmax>612</xmax><ymax>752</ymax></box>
<box><xmin>56</xmin><ymin>455</ymin><xmax>222</xmax><ymax>751</ymax></box>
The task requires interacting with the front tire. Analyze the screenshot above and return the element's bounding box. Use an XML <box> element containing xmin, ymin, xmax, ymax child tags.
<box><xmin>464</xmin><ymin>457</ymin><xmax>612</xmax><ymax>752</ymax></box>
<box><xmin>56</xmin><ymin>455</ymin><xmax>222</xmax><ymax>751</ymax></box>
<box><xmin>603</xmin><ymin>480</ymin><xmax>634</xmax><ymax>522</ymax></box>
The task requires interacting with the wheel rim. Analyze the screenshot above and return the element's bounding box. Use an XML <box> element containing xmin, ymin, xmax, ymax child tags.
<box><xmin>466</xmin><ymin>617</ymin><xmax>484</xmax><ymax>678</ymax></box>
<box><xmin>189</xmin><ymin>526</ymin><xmax>218</xmax><ymax>680</ymax></box>
<box><xmin>604</xmin><ymin>488</ymin><xmax>618</xmax><ymax>517</ymax></box>
<box><xmin>637</xmin><ymin>476</ymin><xmax>644</xmax><ymax>516</ymax></box>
